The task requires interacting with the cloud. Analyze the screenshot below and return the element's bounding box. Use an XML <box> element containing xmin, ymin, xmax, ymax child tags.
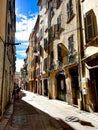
<box><xmin>15</xmin><ymin>12</ymin><xmax>38</xmax><ymax>41</ymax></box>
<box><xmin>16</xmin><ymin>59</ymin><xmax>24</xmax><ymax>72</ymax></box>
<box><xmin>15</xmin><ymin>9</ymin><xmax>38</xmax><ymax>72</ymax></box>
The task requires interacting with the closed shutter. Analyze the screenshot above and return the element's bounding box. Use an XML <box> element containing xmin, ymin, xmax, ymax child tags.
<box><xmin>85</xmin><ymin>9</ymin><xmax>95</xmax><ymax>42</ymax></box>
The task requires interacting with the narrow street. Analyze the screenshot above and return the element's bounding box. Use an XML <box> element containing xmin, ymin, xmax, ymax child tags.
<box><xmin>3</xmin><ymin>90</ymin><xmax>98</xmax><ymax>130</ymax></box>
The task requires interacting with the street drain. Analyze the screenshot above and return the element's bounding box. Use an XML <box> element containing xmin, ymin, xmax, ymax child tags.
<box><xmin>65</xmin><ymin>116</ymin><xmax>80</xmax><ymax>122</ymax></box>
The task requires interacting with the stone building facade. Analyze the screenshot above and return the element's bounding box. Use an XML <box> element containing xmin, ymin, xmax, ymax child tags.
<box><xmin>0</xmin><ymin>0</ymin><xmax>16</xmax><ymax>118</ymax></box>
<box><xmin>28</xmin><ymin>15</ymin><xmax>40</xmax><ymax>94</ymax></box>
<box><xmin>37</xmin><ymin>0</ymin><xmax>82</xmax><ymax>105</ymax></box>
<box><xmin>28</xmin><ymin>0</ymin><xmax>98</xmax><ymax>112</ymax></box>
<box><xmin>80</xmin><ymin>0</ymin><xmax>98</xmax><ymax>112</ymax></box>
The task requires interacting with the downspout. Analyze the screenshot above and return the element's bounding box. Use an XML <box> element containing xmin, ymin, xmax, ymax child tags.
<box><xmin>76</xmin><ymin>0</ymin><xmax>84</xmax><ymax>109</ymax></box>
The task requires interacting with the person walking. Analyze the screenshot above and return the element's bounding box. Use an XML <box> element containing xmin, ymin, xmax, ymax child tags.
<box><xmin>13</xmin><ymin>83</ymin><xmax>20</xmax><ymax>99</ymax></box>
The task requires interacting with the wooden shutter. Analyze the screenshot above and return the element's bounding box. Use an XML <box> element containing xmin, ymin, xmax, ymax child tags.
<box><xmin>85</xmin><ymin>9</ymin><xmax>95</xmax><ymax>42</ymax></box>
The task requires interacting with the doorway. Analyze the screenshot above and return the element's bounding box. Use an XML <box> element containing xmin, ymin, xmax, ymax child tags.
<box><xmin>69</xmin><ymin>67</ymin><xmax>79</xmax><ymax>105</ymax></box>
<box><xmin>56</xmin><ymin>72</ymin><xmax>66</xmax><ymax>101</ymax></box>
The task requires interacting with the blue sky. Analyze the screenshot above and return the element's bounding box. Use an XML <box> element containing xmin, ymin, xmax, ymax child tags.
<box><xmin>15</xmin><ymin>0</ymin><xmax>39</xmax><ymax>72</ymax></box>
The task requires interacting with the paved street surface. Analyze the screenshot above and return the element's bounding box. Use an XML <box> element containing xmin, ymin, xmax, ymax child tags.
<box><xmin>1</xmin><ymin>90</ymin><xmax>98</xmax><ymax>130</ymax></box>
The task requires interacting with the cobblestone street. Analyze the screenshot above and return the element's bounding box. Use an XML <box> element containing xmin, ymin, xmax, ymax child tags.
<box><xmin>1</xmin><ymin>90</ymin><xmax>98</xmax><ymax>130</ymax></box>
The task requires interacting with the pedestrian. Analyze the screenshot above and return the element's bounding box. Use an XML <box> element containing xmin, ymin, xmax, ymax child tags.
<box><xmin>13</xmin><ymin>83</ymin><xmax>20</xmax><ymax>99</ymax></box>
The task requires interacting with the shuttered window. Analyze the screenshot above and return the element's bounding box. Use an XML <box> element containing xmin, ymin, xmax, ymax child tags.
<box><xmin>67</xmin><ymin>0</ymin><xmax>73</xmax><ymax>21</ymax></box>
<box><xmin>84</xmin><ymin>9</ymin><xmax>96</xmax><ymax>42</ymax></box>
<box><xmin>57</xmin><ymin>15</ymin><xmax>61</xmax><ymax>31</ymax></box>
<box><xmin>68</xmin><ymin>34</ymin><xmax>74</xmax><ymax>63</ymax></box>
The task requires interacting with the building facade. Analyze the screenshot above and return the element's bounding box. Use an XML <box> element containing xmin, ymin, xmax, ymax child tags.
<box><xmin>37</xmin><ymin>0</ymin><xmax>82</xmax><ymax>105</ymax></box>
<box><xmin>81</xmin><ymin>0</ymin><xmax>98</xmax><ymax>112</ymax></box>
<box><xmin>0</xmin><ymin>0</ymin><xmax>16</xmax><ymax>118</ymax></box>
<box><xmin>27</xmin><ymin>0</ymin><xmax>98</xmax><ymax>112</ymax></box>
<box><xmin>37</xmin><ymin>0</ymin><xmax>49</xmax><ymax>96</ymax></box>
<box><xmin>29</xmin><ymin>15</ymin><xmax>40</xmax><ymax>94</ymax></box>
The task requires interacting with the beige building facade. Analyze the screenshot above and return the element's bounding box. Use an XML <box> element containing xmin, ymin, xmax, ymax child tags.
<box><xmin>37</xmin><ymin>0</ymin><xmax>82</xmax><ymax>106</ymax></box>
<box><xmin>37</xmin><ymin>0</ymin><xmax>49</xmax><ymax>96</ymax></box>
<box><xmin>80</xmin><ymin>0</ymin><xmax>98</xmax><ymax>112</ymax></box>
<box><xmin>29</xmin><ymin>15</ymin><xmax>41</xmax><ymax>94</ymax></box>
<box><xmin>0</xmin><ymin>0</ymin><xmax>16</xmax><ymax>118</ymax></box>
<box><xmin>27</xmin><ymin>0</ymin><xmax>98</xmax><ymax>112</ymax></box>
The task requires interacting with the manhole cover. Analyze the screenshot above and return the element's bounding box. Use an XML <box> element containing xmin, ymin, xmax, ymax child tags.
<box><xmin>65</xmin><ymin>116</ymin><xmax>80</xmax><ymax>122</ymax></box>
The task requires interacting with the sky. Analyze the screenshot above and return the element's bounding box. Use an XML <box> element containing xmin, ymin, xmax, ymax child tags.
<box><xmin>15</xmin><ymin>0</ymin><xmax>39</xmax><ymax>72</ymax></box>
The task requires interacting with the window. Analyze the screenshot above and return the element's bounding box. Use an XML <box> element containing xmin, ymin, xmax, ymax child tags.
<box><xmin>57</xmin><ymin>15</ymin><xmax>61</xmax><ymax>31</ymax></box>
<box><xmin>8</xmin><ymin>1</ymin><xmax>11</xmax><ymax>11</ymax></box>
<box><xmin>56</xmin><ymin>0</ymin><xmax>61</xmax><ymax>9</ymax></box>
<box><xmin>68</xmin><ymin>35</ymin><xmax>74</xmax><ymax>63</ymax></box>
<box><xmin>39</xmin><ymin>45</ymin><xmax>43</xmax><ymax>57</ymax></box>
<box><xmin>44</xmin><ymin>58</ymin><xmax>48</xmax><ymax>71</ymax></box>
<box><xmin>44</xmin><ymin>38</ymin><xmax>48</xmax><ymax>51</ymax></box>
<box><xmin>35</xmin><ymin>56</ymin><xmax>39</xmax><ymax>63</ymax></box>
<box><xmin>46</xmin><ymin>0</ymin><xmax>49</xmax><ymax>11</ymax></box>
<box><xmin>39</xmin><ymin>28</ymin><xmax>43</xmax><ymax>39</ymax></box>
<box><xmin>50</xmin><ymin>7</ymin><xmax>54</xmax><ymax>19</ymax></box>
<box><xmin>45</xmin><ymin>18</ymin><xmax>48</xmax><ymax>32</ymax></box>
<box><xmin>48</xmin><ymin>27</ymin><xmax>54</xmax><ymax>43</ymax></box>
<box><xmin>33</xmin><ymin>36</ymin><xmax>37</xmax><ymax>43</ymax></box>
<box><xmin>57</xmin><ymin>44</ymin><xmax>62</xmax><ymax>68</ymax></box>
<box><xmin>50</xmin><ymin>51</ymin><xmax>54</xmax><ymax>70</ymax></box>
<box><xmin>84</xmin><ymin>9</ymin><xmax>96</xmax><ymax>43</ymax></box>
<box><xmin>67</xmin><ymin>0</ymin><xmax>73</xmax><ymax>22</ymax></box>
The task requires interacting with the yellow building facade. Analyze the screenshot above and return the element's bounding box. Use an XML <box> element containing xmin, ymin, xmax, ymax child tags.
<box><xmin>28</xmin><ymin>0</ymin><xmax>98</xmax><ymax>112</ymax></box>
<box><xmin>29</xmin><ymin>16</ymin><xmax>41</xmax><ymax>94</ymax></box>
<box><xmin>0</xmin><ymin>0</ymin><xmax>16</xmax><ymax>118</ymax></box>
<box><xmin>81</xmin><ymin>0</ymin><xmax>98</xmax><ymax>112</ymax></box>
<box><xmin>37</xmin><ymin>0</ymin><xmax>82</xmax><ymax>106</ymax></box>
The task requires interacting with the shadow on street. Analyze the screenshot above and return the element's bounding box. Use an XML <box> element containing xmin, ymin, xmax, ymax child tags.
<box><xmin>4</xmin><ymin>91</ymin><xmax>94</xmax><ymax>130</ymax></box>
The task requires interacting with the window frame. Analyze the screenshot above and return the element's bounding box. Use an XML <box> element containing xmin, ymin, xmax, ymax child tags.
<box><xmin>84</xmin><ymin>9</ymin><xmax>96</xmax><ymax>43</ymax></box>
<box><xmin>66</xmin><ymin>0</ymin><xmax>74</xmax><ymax>23</ymax></box>
<box><xmin>68</xmin><ymin>34</ymin><xmax>75</xmax><ymax>63</ymax></box>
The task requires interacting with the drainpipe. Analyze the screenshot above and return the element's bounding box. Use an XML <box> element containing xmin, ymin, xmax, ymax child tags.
<box><xmin>78</xmin><ymin>0</ymin><xmax>86</xmax><ymax>110</ymax></box>
<box><xmin>76</xmin><ymin>0</ymin><xmax>84</xmax><ymax>110</ymax></box>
